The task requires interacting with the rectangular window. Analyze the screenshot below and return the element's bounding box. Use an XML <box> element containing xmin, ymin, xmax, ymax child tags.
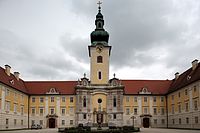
<box><xmin>69</xmin><ymin>107</ymin><xmax>74</xmax><ymax>114</ymax></box>
<box><xmin>161</xmin><ymin>108</ymin><xmax>165</xmax><ymax>115</ymax></box>
<box><xmin>21</xmin><ymin>106</ymin><xmax>24</xmax><ymax>115</ymax></box>
<box><xmin>113</xmin><ymin>96</ymin><xmax>117</xmax><ymax>107</ymax></box>
<box><xmin>172</xmin><ymin>119</ymin><xmax>175</xmax><ymax>124</ymax></box>
<box><xmin>40</xmin><ymin>108</ymin><xmax>44</xmax><ymax>115</ymax></box>
<box><xmin>32</xmin><ymin>108</ymin><xmax>35</xmax><ymax>115</ymax></box>
<box><xmin>154</xmin><ymin>119</ymin><xmax>157</xmax><ymax>124</ymax></box>
<box><xmin>83</xmin><ymin>114</ymin><xmax>87</xmax><ymax>119</ymax></box>
<box><xmin>178</xmin><ymin>92</ymin><xmax>181</xmax><ymax>98</ymax></box>
<box><xmin>6</xmin><ymin>89</ymin><xmax>10</xmax><ymax>96</ymax></box>
<box><xmin>70</xmin><ymin>120</ymin><xmax>73</xmax><ymax>125</ymax></box>
<box><xmin>179</xmin><ymin>118</ymin><xmax>181</xmax><ymax>124</ymax></box>
<box><xmin>195</xmin><ymin>117</ymin><xmax>198</xmax><ymax>124</ymax></box>
<box><xmin>61</xmin><ymin>108</ymin><xmax>65</xmax><ymax>115</ymax></box>
<box><xmin>194</xmin><ymin>86</ymin><xmax>197</xmax><ymax>92</ymax></box>
<box><xmin>5</xmin><ymin>101</ymin><xmax>10</xmax><ymax>112</ymax></box>
<box><xmin>31</xmin><ymin>120</ymin><xmax>35</xmax><ymax>125</ymax></box>
<box><xmin>161</xmin><ymin>96</ymin><xmax>164</xmax><ymax>102</ymax></box>
<box><xmin>154</xmin><ymin>108</ymin><xmax>157</xmax><ymax>115</ymax></box>
<box><xmin>134</xmin><ymin>97</ymin><xmax>137</xmax><ymax>102</ymax></box>
<box><xmin>40</xmin><ymin>97</ymin><xmax>44</xmax><ymax>103</ymax></box>
<box><xmin>194</xmin><ymin>100</ymin><xmax>198</xmax><ymax>110</ymax></box>
<box><xmin>185</xmin><ymin>102</ymin><xmax>189</xmax><ymax>112</ymax></box>
<box><xmin>126</xmin><ymin>108</ymin><xmax>130</xmax><ymax>115</ymax></box>
<box><xmin>178</xmin><ymin>104</ymin><xmax>181</xmax><ymax>113</ymax></box>
<box><xmin>21</xmin><ymin>120</ymin><xmax>23</xmax><ymax>126</ymax></box>
<box><xmin>32</xmin><ymin>97</ymin><xmax>35</xmax><ymax>103</ymax></box>
<box><xmin>172</xmin><ymin>105</ymin><xmax>174</xmax><ymax>114</ymax></box>
<box><xmin>144</xmin><ymin>97</ymin><xmax>147</xmax><ymax>102</ymax></box>
<box><xmin>50</xmin><ymin>108</ymin><xmax>54</xmax><ymax>114</ymax></box>
<box><xmin>185</xmin><ymin>89</ymin><xmax>188</xmax><ymax>95</ymax></box>
<box><xmin>62</xmin><ymin>120</ymin><xmax>65</xmax><ymax>125</ymax></box>
<box><xmin>186</xmin><ymin>117</ymin><xmax>189</xmax><ymax>124</ymax></box>
<box><xmin>161</xmin><ymin>119</ymin><xmax>165</xmax><ymax>124</ymax></box>
<box><xmin>126</xmin><ymin>96</ymin><xmax>130</xmax><ymax>102</ymax></box>
<box><xmin>144</xmin><ymin>108</ymin><xmax>148</xmax><ymax>114</ymax></box>
<box><xmin>113</xmin><ymin>114</ymin><xmax>117</xmax><ymax>119</ymax></box>
<box><xmin>62</xmin><ymin>97</ymin><xmax>66</xmax><ymax>102</ymax></box>
<box><xmin>14</xmin><ymin>119</ymin><xmax>17</xmax><ymax>125</ymax></box>
<box><xmin>134</xmin><ymin>108</ymin><xmax>137</xmax><ymax>115</ymax></box>
<box><xmin>6</xmin><ymin>119</ymin><xmax>9</xmax><ymax>125</ymax></box>
<box><xmin>14</xmin><ymin>92</ymin><xmax>17</xmax><ymax>100</ymax></box>
<box><xmin>51</xmin><ymin>97</ymin><xmax>54</xmax><ymax>102</ymax></box>
<box><xmin>21</xmin><ymin>95</ymin><xmax>24</xmax><ymax>101</ymax></box>
<box><xmin>70</xmin><ymin>97</ymin><xmax>73</xmax><ymax>103</ymax></box>
<box><xmin>14</xmin><ymin>104</ymin><xmax>17</xmax><ymax>113</ymax></box>
<box><xmin>98</xmin><ymin>71</ymin><xmax>102</xmax><ymax>79</ymax></box>
<box><xmin>40</xmin><ymin>120</ymin><xmax>43</xmax><ymax>125</ymax></box>
<box><xmin>153</xmin><ymin>97</ymin><xmax>156</xmax><ymax>102</ymax></box>
<box><xmin>171</xmin><ymin>95</ymin><xmax>174</xmax><ymax>100</ymax></box>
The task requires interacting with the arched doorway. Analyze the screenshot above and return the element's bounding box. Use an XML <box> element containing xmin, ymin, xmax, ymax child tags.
<box><xmin>49</xmin><ymin>118</ymin><xmax>55</xmax><ymax>128</ymax></box>
<box><xmin>143</xmin><ymin>118</ymin><xmax>150</xmax><ymax>128</ymax></box>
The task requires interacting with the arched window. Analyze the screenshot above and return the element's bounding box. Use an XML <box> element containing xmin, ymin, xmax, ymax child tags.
<box><xmin>97</xmin><ymin>56</ymin><xmax>103</xmax><ymax>63</ymax></box>
<box><xmin>98</xmin><ymin>71</ymin><xmax>102</xmax><ymax>80</ymax></box>
<box><xmin>83</xmin><ymin>96</ymin><xmax>86</xmax><ymax>107</ymax></box>
<box><xmin>113</xmin><ymin>96</ymin><xmax>116</xmax><ymax>107</ymax></box>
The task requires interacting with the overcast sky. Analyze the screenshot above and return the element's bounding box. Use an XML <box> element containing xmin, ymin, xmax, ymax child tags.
<box><xmin>0</xmin><ymin>0</ymin><xmax>199</xmax><ymax>81</ymax></box>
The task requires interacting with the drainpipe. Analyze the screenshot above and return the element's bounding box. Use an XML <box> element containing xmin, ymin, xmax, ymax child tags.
<box><xmin>165</xmin><ymin>95</ymin><xmax>168</xmax><ymax>128</ymax></box>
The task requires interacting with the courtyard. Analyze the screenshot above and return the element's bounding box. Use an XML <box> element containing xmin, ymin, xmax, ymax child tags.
<box><xmin>0</xmin><ymin>128</ymin><xmax>200</xmax><ymax>133</ymax></box>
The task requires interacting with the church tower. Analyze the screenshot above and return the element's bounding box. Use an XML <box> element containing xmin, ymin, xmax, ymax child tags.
<box><xmin>88</xmin><ymin>2</ymin><xmax>111</xmax><ymax>85</ymax></box>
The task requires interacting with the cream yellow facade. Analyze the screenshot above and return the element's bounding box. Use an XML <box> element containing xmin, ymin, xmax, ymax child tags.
<box><xmin>0</xmin><ymin>83</ymin><xmax>28</xmax><ymax>130</ymax></box>
<box><xmin>0</xmin><ymin>3</ymin><xmax>200</xmax><ymax>131</ymax></box>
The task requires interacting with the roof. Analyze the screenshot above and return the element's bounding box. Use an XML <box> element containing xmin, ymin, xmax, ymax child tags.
<box><xmin>25</xmin><ymin>81</ymin><xmax>77</xmax><ymax>95</ymax></box>
<box><xmin>168</xmin><ymin>62</ymin><xmax>200</xmax><ymax>93</ymax></box>
<box><xmin>122</xmin><ymin>80</ymin><xmax>172</xmax><ymax>95</ymax></box>
<box><xmin>0</xmin><ymin>67</ymin><xmax>28</xmax><ymax>94</ymax></box>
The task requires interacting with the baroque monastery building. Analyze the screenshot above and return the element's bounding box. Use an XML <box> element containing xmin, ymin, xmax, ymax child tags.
<box><xmin>0</xmin><ymin>4</ymin><xmax>200</xmax><ymax>130</ymax></box>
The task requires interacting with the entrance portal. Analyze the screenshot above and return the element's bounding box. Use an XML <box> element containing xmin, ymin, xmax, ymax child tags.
<box><xmin>143</xmin><ymin>118</ymin><xmax>150</xmax><ymax>128</ymax></box>
<box><xmin>49</xmin><ymin>118</ymin><xmax>55</xmax><ymax>128</ymax></box>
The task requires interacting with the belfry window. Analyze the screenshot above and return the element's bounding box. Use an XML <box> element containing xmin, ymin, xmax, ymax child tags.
<box><xmin>83</xmin><ymin>96</ymin><xmax>86</xmax><ymax>107</ymax></box>
<box><xmin>98</xmin><ymin>71</ymin><xmax>102</xmax><ymax>79</ymax></box>
<box><xmin>97</xmin><ymin>56</ymin><xmax>103</xmax><ymax>63</ymax></box>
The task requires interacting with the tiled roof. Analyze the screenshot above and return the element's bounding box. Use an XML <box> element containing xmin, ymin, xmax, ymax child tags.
<box><xmin>168</xmin><ymin>62</ymin><xmax>200</xmax><ymax>93</ymax></box>
<box><xmin>0</xmin><ymin>67</ymin><xmax>28</xmax><ymax>94</ymax></box>
<box><xmin>25</xmin><ymin>81</ymin><xmax>77</xmax><ymax>95</ymax></box>
<box><xmin>122</xmin><ymin>80</ymin><xmax>172</xmax><ymax>95</ymax></box>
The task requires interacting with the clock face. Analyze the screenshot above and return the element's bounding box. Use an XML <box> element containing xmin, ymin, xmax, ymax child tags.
<box><xmin>96</xmin><ymin>46</ymin><xmax>103</xmax><ymax>53</ymax></box>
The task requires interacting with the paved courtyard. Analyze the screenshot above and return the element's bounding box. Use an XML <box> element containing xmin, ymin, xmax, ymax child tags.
<box><xmin>0</xmin><ymin>128</ymin><xmax>200</xmax><ymax>133</ymax></box>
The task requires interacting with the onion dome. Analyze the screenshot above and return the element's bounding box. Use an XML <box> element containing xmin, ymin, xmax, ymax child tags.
<box><xmin>90</xmin><ymin>3</ymin><xmax>109</xmax><ymax>45</ymax></box>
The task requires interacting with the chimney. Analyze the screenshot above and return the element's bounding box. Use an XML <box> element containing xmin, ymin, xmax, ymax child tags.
<box><xmin>5</xmin><ymin>65</ymin><xmax>11</xmax><ymax>76</ymax></box>
<box><xmin>192</xmin><ymin>59</ymin><xmax>198</xmax><ymax>70</ymax></box>
<box><xmin>14</xmin><ymin>72</ymin><xmax>20</xmax><ymax>81</ymax></box>
<box><xmin>175</xmin><ymin>72</ymin><xmax>179</xmax><ymax>80</ymax></box>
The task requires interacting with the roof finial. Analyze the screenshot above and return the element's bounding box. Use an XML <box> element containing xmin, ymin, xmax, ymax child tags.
<box><xmin>83</xmin><ymin>73</ymin><xmax>86</xmax><ymax>78</ymax></box>
<box><xmin>97</xmin><ymin>1</ymin><xmax>102</xmax><ymax>12</ymax></box>
<box><xmin>113</xmin><ymin>73</ymin><xmax>116</xmax><ymax>78</ymax></box>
